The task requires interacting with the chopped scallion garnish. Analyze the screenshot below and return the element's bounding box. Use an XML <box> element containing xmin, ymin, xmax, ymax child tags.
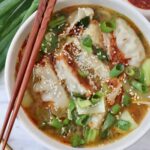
<box><xmin>41</xmin><ymin>32</ymin><xmax>58</xmax><ymax>53</ymax></box>
<box><xmin>131</xmin><ymin>80</ymin><xmax>148</xmax><ymax>93</ymax></box>
<box><xmin>110</xmin><ymin>64</ymin><xmax>125</xmax><ymax>77</ymax></box>
<box><xmin>100</xmin><ymin>129</ymin><xmax>109</xmax><ymax>139</ymax></box>
<box><xmin>111</xmin><ymin>104</ymin><xmax>121</xmax><ymax>115</ymax></box>
<box><xmin>75</xmin><ymin>114</ymin><xmax>89</xmax><ymax>126</ymax></box>
<box><xmin>125</xmin><ymin>66</ymin><xmax>136</xmax><ymax>77</ymax></box>
<box><xmin>96</xmin><ymin>48</ymin><xmax>108</xmax><ymax>61</ymax></box>
<box><xmin>71</xmin><ymin>134</ymin><xmax>85</xmax><ymax>147</ymax></box>
<box><xmin>49</xmin><ymin>15</ymin><xmax>66</xmax><ymax>29</ymax></box>
<box><xmin>92</xmin><ymin>91</ymin><xmax>103</xmax><ymax>99</ymax></box>
<box><xmin>63</xmin><ymin>119</ymin><xmax>70</xmax><ymax>126</ymax></box>
<box><xmin>122</xmin><ymin>93</ymin><xmax>131</xmax><ymax>107</ymax></box>
<box><xmin>49</xmin><ymin>117</ymin><xmax>62</xmax><ymax>129</ymax></box>
<box><xmin>77</xmin><ymin>16</ymin><xmax>90</xmax><ymax>28</ymax></box>
<box><xmin>100</xmin><ymin>19</ymin><xmax>116</xmax><ymax>33</ymax></box>
<box><xmin>91</xmin><ymin>92</ymin><xmax>103</xmax><ymax>105</ymax></box>
<box><xmin>81</xmin><ymin>35</ymin><xmax>93</xmax><ymax>53</ymax></box>
<box><xmin>76</xmin><ymin>98</ymin><xmax>92</xmax><ymax>108</ymax></box>
<box><xmin>82</xmin><ymin>35</ymin><xmax>92</xmax><ymax>47</ymax></box>
<box><xmin>142</xmin><ymin>59</ymin><xmax>150</xmax><ymax>86</ymax></box>
<box><xmin>68</xmin><ymin>99</ymin><xmax>76</xmax><ymax>120</ymax></box>
<box><xmin>84</xmin><ymin>128</ymin><xmax>99</xmax><ymax>143</ymax></box>
<box><xmin>116</xmin><ymin>120</ymin><xmax>131</xmax><ymax>131</ymax></box>
<box><xmin>102</xmin><ymin>113</ymin><xmax>116</xmax><ymax>131</ymax></box>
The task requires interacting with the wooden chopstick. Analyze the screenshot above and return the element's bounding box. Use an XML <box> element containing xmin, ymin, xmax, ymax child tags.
<box><xmin>0</xmin><ymin>0</ymin><xmax>49</xmax><ymax>144</ymax></box>
<box><xmin>1</xmin><ymin>0</ymin><xmax>57</xmax><ymax>149</ymax></box>
<box><xmin>1</xmin><ymin>140</ymin><xmax>12</xmax><ymax>150</ymax></box>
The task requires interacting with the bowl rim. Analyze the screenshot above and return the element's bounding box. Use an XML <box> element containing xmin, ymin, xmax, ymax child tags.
<box><xmin>5</xmin><ymin>0</ymin><xmax>150</xmax><ymax>150</ymax></box>
<box><xmin>123</xmin><ymin>0</ymin><xmax>150</xmax><ymax>18</ymax></box>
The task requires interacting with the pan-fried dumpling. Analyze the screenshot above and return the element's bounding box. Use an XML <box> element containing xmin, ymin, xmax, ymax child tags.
<box><xmin>65</xmin><ymin>37</ymin><xmax>110</xmax><ymax>80</ymax></box>
<box><xmin>114</xmin><ymin>18</ymin><xmax>146</xmax><ymax>67</ymax></box>
<box><xmin>33</xmin><ymin>57</ymin><xmax>69</xmax><ymax>109</ymax></box>
<box><xmin>68</xmin><ymin>7</ymin><xmax>94</xmax><ymax>31</ymax></box>
<box><xmin>55</xmin><ymin>57</ymin><xmax>89</xmax><ymax>95</ymax></box>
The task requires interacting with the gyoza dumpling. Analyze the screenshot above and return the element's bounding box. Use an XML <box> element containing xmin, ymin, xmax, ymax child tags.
<box><xmin>65</xmin><ymin>37</ymin><xmax>110</xmax><ymax>80</ymax></box>
<box><xmin>67</xmin><ymin>7</ymin><xmax>94</xmax><ymax>32</ymax></box>
<box><xmin>33</xmin><ymin>57</ymin><xmax>69</xmax><ymax>109</ymax></box>
<box><xmin>114</xmin><ymin>18</ymin><xmax>145</xmax><ymax>67</ymax></box>
<box><xmin>55</xmin><ymin>57</ymin><xmax>90</xmax><ymax>95</ymax></box>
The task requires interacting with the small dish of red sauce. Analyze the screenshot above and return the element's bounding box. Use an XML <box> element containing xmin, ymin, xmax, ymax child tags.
<box><xmin>128</xmin><ymin>0</ymin><xmax>150</xmax><ymax>10</ymax></box>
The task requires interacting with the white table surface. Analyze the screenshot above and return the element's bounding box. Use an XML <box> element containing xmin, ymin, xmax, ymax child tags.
<box><xmin>0</xmin><ymin>1</ymin><xmax>150</xmax><ymax>149</ymax></box>
<box><xmin>1</xmin><ymin>68</ymin><xmax>150</xmax><ymax>150</ymax></box>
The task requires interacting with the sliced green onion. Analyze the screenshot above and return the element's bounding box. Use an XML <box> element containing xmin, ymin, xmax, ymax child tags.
<box><xmin>72</xmin><ymin>93</ymin><xmax>86</xmax><ymax>99</ymax></box>
<box><xmin>131</xmin><ymin>80</ymin><xmax>148</xmax><ymax>93</ymax></box>
<box><xmin>82</xmin><ymin>35</ymin><xmax>92</xmax><ymax>47</ymax></box>
<box><xmin>41</xmin><ymin>32</ymin><xmax>58</xmax><ymax>53</ymax></box>
<box><xmin>96</xmin><ymin>48</ymin><xmax>108</xmax><ymax>61</ymax></box>
<box><xmin>125</xmin><ymin>66</ymin><xmax>136</xmax><ymax>77</ymax></box>
<box><xmin>116</xmin><ymin>120</ymin><xmax>131</xmax><ymax>131</ymax></box>
<box><xmin>91</xmin><ymin>98</ymin><xmax>101</xmax><ymax>105</ymax></box>
<box><xmin>71</xmin><ymin>134</ymin><xmax>85</xmax><ymax>147</ymax></box>
<box><xmin>49</xmin><ymin>15</ymin><xmax>66</xmax><ymax>29</ymax></box>
<box><xmin>122</xmin><ymin>93</ymin><xmax>131</xmax><ymax>107</ymax></box>
<box><xmin>102</xmin><ymin>113</ymin><xmax>116</xmax><ymax>131</ymax></box>
<box><xmin>78</xmin><ymin>69</ymin><xmax>89</xmax><ymax>78</ymax></box>
<box><xmin>75</xmin><ymin>114</ymin><xmax>89</xmax><ymax>126</ymax></box>
<box><xmin>82</xmin><ymin>46</ymin><xmax>92</xmax><ymax>53</ymax></box>
<box><xmin>100</xmin><ymin>130</ymin><xmax>109</xmax><ymax>139</ymax></box>
<box><xmin>49</xmin><ymin>117</ymin><xmax>62</xmax><ymax>129</ymax></box>
<box><xmin>68</xmin><ymin>99</ymin><xmax>76</xmax><ymax>120</ymax></box>
<box><xmin>142</xmin><ymin>59</ymin><xmax>150</xmax><ymax>86</ymax></box>
<box><xmin>125</xmin><ymin>66</ymin><xmax>144</xmax><ymax>83</ymax></box>
<box><xmin>111</xmin><ymin>104</ymin><xmax>121</xmax><ymax>115</ymax></box>
<box><xmin>110</xmin><ymin>64</ymin><xmax>125</xmax><ymax>77</ymax></box>
<box><xmin>91</xmin><ymin>92</ymin><xmax>103</xmax><ymax>105</ymax></box>
<box><xmin>100</xmin><ymin>19</ymin><xmax>116</xmax><ymax>33</ymax></box>
<box><xmin>138</xmin><ymin>69</ymin><xmax>145</xmax><ymax>83</ymax></box>
<box><xmin>69</xmin><ymin>99</ymin><xmax>76</xmax><ymax>111</ymax></box>
<box><xmin>77</xmin><ymin>16</ymin><xmax>90</xmax><ymax>28</ymax></box>
<box><xmin>76</xmin><ymin>98</ymin><xmax>92</xmax><ymax>108</ymax></box>
<box><xmin>63</xmin><ymin>119</ymin><xmax>70</xmax><ymax>126</ymax></box>
<box><xmin>81</xmin><ymin>35</ymin><xmax>93</xmax><ymax>53</ymax></box>
<box><xmin>93</xmin><ymin>91</ymin><xmax>103</xmax><ymax>99</ymax></box>
<box><xmin>134</xmin><ymin>68</ymin><xmax>144</xmax><ymax>82</ymax></box>
<box><xmin>84</xmin><ymin>128</ymin><xmax>99</xmax><ymax>143</ymax></box>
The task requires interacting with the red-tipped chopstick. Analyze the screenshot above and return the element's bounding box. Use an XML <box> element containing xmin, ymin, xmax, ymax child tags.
<box><xmin>1</xmin><ymin>0</ymin><xmax>57</xmax><ymax>149</ymax></box>
<box><xmin>0</xmin><ymin>0</ymin><xmax>48</xmax><ymax>143</ymax></box>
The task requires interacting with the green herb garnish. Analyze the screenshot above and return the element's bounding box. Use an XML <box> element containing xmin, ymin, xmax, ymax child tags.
<box><xmin>100</xmin><ymin>19</ymin><xmax>116</xmax><ymax>33</ymax></box>
<box><xmin>111</xmin><ymin>104</ymin><xmax>121</xmax><ymax>115</ymax></box>
<box><xmin>110</xmin><ymin>64</ymin><xmax>125</xmax><ymax>77</ymax></box>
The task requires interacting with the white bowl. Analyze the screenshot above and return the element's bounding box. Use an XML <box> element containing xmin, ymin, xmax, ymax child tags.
<box><xmin>123</xmin><ymin>0</ymin><xmax>150</xmax><ymax>20</ymax></box>
<box><xmin>5</xmin><ymin>0</ymin><xmax>150</xmax><ymax>150</ymax></box>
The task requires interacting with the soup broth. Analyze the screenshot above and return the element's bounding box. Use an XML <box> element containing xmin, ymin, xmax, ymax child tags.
<box><xmin>18</xmin><ymin>5</ymin><xmax>150</xmax><ymax>148</ymax></box>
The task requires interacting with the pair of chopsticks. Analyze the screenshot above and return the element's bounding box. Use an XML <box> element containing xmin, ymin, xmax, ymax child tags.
<box><xmin>0</xmin><ymin>0</ymin><xmax>57</xmax><ymax>149</ymax></box>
